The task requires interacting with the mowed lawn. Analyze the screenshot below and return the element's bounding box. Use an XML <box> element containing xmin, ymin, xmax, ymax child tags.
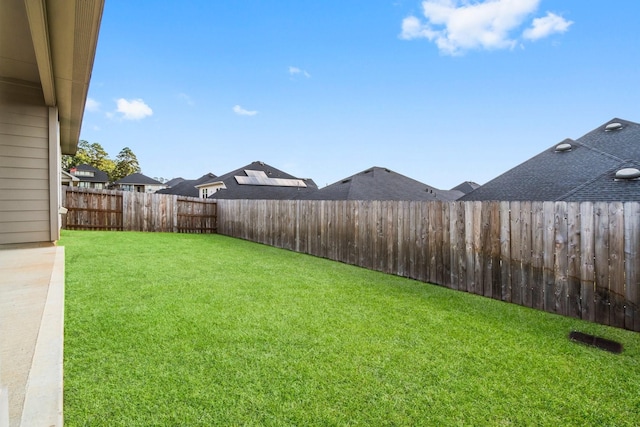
<box><xmin>61</xmin><ymin>230</ymin><xmax>640</xmax><ymax>426</ymax></box>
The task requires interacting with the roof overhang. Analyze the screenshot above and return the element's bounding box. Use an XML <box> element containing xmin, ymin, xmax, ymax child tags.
<box><xmin>1</xmin><ymin>0</ymin><xmax>104</xmax><ymax>155</ymax></box>
<box><xmin>61</xmin><ymin>169</ymin><xmax>79</xmax><ymax>182</ymax></box>
<box><xmin>195</xmin><ymin>181</ymin><xmax>227</xmax><ymax>189</ymax></box>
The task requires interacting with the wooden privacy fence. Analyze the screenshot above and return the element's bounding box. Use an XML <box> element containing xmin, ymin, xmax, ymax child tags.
<box><xmin>63</xmin><ymin>187</ymin><xmax>217</xmax><ymax>233</ymax></box>
<box><xmin>216</xmin><ymin>199</ymin><xmax>640</xmax><ymax>332</ymax></box>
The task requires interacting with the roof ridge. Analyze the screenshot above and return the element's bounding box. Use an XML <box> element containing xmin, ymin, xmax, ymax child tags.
<box><xmin>571</xmin><ymin>137</ymin><xmax>628</xmax><ymax>163</ymax></box>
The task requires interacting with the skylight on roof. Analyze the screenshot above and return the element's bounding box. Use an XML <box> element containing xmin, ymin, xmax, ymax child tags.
<box><xmin>605</xmin><ymin>122</ymin><xmax>623</xmax><ymax>131</ymax></box>
<box><xmin>615</xmin><ymin>168</ymin><xmax>640</xmax><ymax>180</ymax></box>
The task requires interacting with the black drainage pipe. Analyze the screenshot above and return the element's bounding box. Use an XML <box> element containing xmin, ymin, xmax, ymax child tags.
<box><xmin>569</xmin><ymin>331</ymin><xmax>623</xmax><ymax>354</ymax></box>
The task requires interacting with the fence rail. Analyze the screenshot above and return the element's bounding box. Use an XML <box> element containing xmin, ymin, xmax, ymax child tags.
<box><xmin>62</xmin><ymin>187</ymin><xmax>217</xmax><ymax>234</ymax></box>
<box><xmin>217</xmin><ymin>199</ymin><xmax>640</xmax><ymax>332</ymax></box>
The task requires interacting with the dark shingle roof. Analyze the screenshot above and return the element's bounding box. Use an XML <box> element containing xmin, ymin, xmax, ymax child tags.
<box><xmin>461</xmin><ymin>118</ymin><xmax>640</xmax><ymax>202</ymax></box>
<box><xmin>299</xmin><ymin>167</ymin><xmax>461</xmax><ymax>201</ymax></box>
<box><xmin>69</xmin><ymin>164</ymin><xmax>109</xmax><ymax>183</ymax></box>
<box><xmin>156</xmin><ymin>173</ymin><xmax>217</xmax><ymax>197</ymax></box>
<box><xmin>451</xmin><ymin>181</ymin><xmax>480</xmax><ymax>194</ymax></box>
<box><xmin>113</xmin><ymin>173</ymin><xmax>164</xmax><ymax>185</ymax></box>
<box><xmin>561</xmin><ymin>160</ymin><xmax>640</xmax><ymax>202</ymax></box>
<box><xmin>164</xmin><ymin>177</ymin><xmax>185</xmax><ymax>187</ymax></box>
<box><xmin>207</xmin><ymin>161</ymin><xmax>318</xmax><ymax>200</ymax></box>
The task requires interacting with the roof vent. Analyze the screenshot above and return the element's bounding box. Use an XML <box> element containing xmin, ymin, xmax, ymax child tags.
<box><xmin>615</xmin><ymin>168</ymin><xmax>640</xmax><ymax>180</ymax></box>
<box><xmin>605</xmin><ymin>122</ymin><xmax>623</xmax><ymax>131</ymax></box>
<box><xmin>555</xmin><ymin>142</ymin><xmax>572</xmax><ymax>152</ymax></box>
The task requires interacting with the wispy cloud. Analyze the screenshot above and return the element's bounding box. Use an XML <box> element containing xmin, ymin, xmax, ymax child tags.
<box><xmin>233</xmin><ymin>105</ymin><xmax>258</xmax><ymax>116</ymax></box>
<box><xmin>523</xmin><ymin>12</ymin><xmax>573</xmax><ymax>40</ymax></box>
<box><xmin>85</xmin><ymin>98</ymin><xmax>100</xmax><ymax>112</ymax></box>
<box><xmin>115</xmin><ymin>98</ymin><xmax>153</xmax><ymax>120</ymax></box>
<box><xmin>178</xmin><ymin>92</ymin><xmax>195</xmax><ymax>106</ymax></box>
<box><xmin>401</xmin><ymin>0</ymin><xmax>572</xmax><ymax>55</ymax></box>
<box><xmin>289</xmin><ymin>66</ymin><xmax>311</xmax><ymax>78</ymax></box>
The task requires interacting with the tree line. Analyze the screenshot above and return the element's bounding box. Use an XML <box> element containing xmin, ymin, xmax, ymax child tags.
<box><xmin>62</xmin><ymin>141</ymin><xmax>141</xmax><ymax>182</ymax></box>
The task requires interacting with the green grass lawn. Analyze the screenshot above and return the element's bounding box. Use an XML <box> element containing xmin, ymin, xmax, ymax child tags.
<box><xmin>61</xmin><ymin>230</ymin><xmax>640</xmax><ymax>426</ymax></box>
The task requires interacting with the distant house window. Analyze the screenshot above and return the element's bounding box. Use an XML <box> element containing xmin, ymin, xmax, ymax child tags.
<box><xmin>202</xmin><ymin>188</ymin><xmax>208</xmax><ymax>198</ymax></box>
<box><xmin>121</xmin><ymin>184</ymin><xmax>134</xmax><ymax>192</ymax></box>
<box><xmin>74</xmin><ymin>170</ymin><xmax>95</xmax><ymax>177</ymax></box>
<box><xmin>78</xmin><ymin>181</ymin><xmax>90</xmax><ymax>188</ymax></box>
<box><xmin>94</xmin><ymin>183</ymin><xmax>105</xmax><ymax>189</ymax></box>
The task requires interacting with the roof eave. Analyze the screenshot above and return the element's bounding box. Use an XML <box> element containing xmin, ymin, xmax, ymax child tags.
<box><xmin>27</xmin><ymin>0</ymin><xmax>105</xmax><ymax>155</ymax></box>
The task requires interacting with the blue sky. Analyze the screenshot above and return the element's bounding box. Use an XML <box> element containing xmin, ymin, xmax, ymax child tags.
<box><xmin>80</xmin><ymin>0</ymin><xmax>640</xmax><ymax>189</ymax></box>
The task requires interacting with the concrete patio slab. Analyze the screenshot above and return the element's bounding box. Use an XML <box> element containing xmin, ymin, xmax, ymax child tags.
<box><xmin>0</xmin><ymin>245</ymin><xmax>64</xmax><ymax>427</ymax></box>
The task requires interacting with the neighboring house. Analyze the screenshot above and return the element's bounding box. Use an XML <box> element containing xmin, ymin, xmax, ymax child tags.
<box><xmin>164</xmin><ymin>177</ymin><xmax>186</xmax><ymax>188</ymax></box>
<box><xmin>203</xmin><ymin>161</ymin><xmax>318</xmax><ymax>200</ymax></box>
<box><xmin>157</xmin><ymin>173</ymin><xmax>218</xmax><ymax>198</ymax></box>
<box><xmin>300</xmin><ymin>166</ymin><xmax>462</xmax><ymax>201</ymax></box>
<box><xmin>61</xmin><ymin>170</ymin><xmax>80</xmax><ymax>187</ymax></box>
<box><xmin>112</xmin><ymin>173</ymin><xmax>167</xmax><ymax>193</ymax></box>
<box><xmin>461</xmin><ymin>118</ymin><xmax>640</xmax><ymax>202</ymax></box>
<box><xmin>450</xmin><ymin>181</ymin><xmax>480</xmax><ymax>195</ymax></box>
<box><xmin>0</xmin><ymin>0</ymin><xmax>104</xmax><ymax>246</ymax></box>
<box><xmin>68</xmin><ymin>164</ymin><xmax>110</xmax><ymax>189</ymax></box>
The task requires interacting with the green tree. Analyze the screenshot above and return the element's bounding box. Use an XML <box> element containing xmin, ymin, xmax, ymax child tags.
<box><xmin>112</xmin><ymin>147</ymin><xmax>141</xmax><ymax>181</ymax></box>
<box><xmin>61</xmin><ymin>140</ymin><xmax>92</xmax><ymax>170</ymax></box>
<box><xmin>88</xmin><ymin>142</ymin><xmax>115</xmax><ymax>177</ymax></box>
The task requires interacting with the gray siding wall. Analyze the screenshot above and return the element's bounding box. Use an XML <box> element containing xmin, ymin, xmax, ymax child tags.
<box><xmin>0</xmin><ymin>80</ymin><xmax>51</xmax><ymax>245</ymax></box>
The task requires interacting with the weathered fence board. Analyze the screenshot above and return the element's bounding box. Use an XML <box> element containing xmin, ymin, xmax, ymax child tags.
<box><xmin>608</xmin><ymin>202</ymin><xmax>625</xmax><ymax>328</ymax></box>
<box><xmin>499</xmin><ymin>201</ymin><xmax>511</xmax><ymax>302</ymax></box>
<box><xmin>624</xmin><ymin>202</ymin><xmax>640</xmax><ymax>331</ymax></box>
<box><xmin>216</xmin><ymin>199</ymin><xmax>640</xmax><ymax>332</ymax></box>
<box><xmin>566</xmin><ymin>202</ymin><xmax>581</xmax><ymax>318</ymax></box>
<box><xmin>63</xmin><ymin>187</ymin><xmax>216</xmax><ymax>233</ymax></box>
<box><xmin>520</xmin><ymin>201</ymin><xmax>533</xmax><ymax>307</ymax></box>
<box><xmin>594</xmin><ymin>202</ymin><xmax>611</xmax><ymax>325</ymax></box>
<box><xmin>531</xmin><ymin>202</ymin><xmax>544</xmax><ymax>310</ymax></box>
<box><xmin>510</xmin><ymin>201</ymin><xmax>523</xmax><ymax>306</ymax></box>
<box><xmin>542</xmin><ymin>202</ymin><xmax>555</xmax><ymax>313</ymax></box>
<box><xmin>580</xmin><ymin>202</ymin><xmax>596</xmax><ymax>323</ymax></box>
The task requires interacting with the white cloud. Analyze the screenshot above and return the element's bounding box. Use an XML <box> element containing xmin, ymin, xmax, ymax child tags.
<box><xmin>233</xmin><ymin>105</ymin><xmax>258</xmax><ymax>116</ymax></box>
<box><xmin>400</xmin><ymin>0</ymin><xmax>571</xmax><ymax>55</ymax></box>
<box><xmin>115</xmin><ymin>98</ymin><xmax>153</xmax><ymax>120</ymax></box>
<box><xmin>289</xmin><ymin>66</ymin><xmax>311</xmax><ymax>78</ymax></box>
<box><xmin>523</xmin><ymin>12</ymin><xmax>572</xmax><ymax>40</ymax></box>
<box><xmin>401</xmin><ymin>15</ymin><xmax>438</xmax><ymax>40</ymax></box>
<box><xmin>85</xmin><ymin>98</ymin><xmax>100</xmax><ymax>112</ymax></box>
